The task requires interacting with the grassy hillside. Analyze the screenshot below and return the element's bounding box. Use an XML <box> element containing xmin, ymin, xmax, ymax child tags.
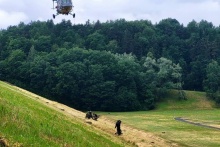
<box><xmin>156</xmin><ymin>90</ymin><xmax>216</xmax><ymax>110</ymax></box>
<box><xmin>1</xmin><ymin>81</ymin><xmax>220</xmax><ymax>147</ymax></box>
<box><xmin>100</xmin><ymin>90</ymin><xmax>220</xmax><ymax>147</ymax></box>
<box><xmin>0</xmin><ymin>81</ymin><xmax>125</xmax><ymax>147</ymax></box>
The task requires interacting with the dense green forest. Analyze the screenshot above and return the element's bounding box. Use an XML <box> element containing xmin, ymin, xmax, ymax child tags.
<box><xmin>0</xmin><ymin>18</ymin><xmax>220</xmax><ymax>111</ymax></box>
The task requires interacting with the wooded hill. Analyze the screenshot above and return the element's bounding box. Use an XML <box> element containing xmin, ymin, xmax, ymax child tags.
<box><xmin>0</xmin><ymin>18</ymin><xmax>220</xmax><ymax>111</ymax></box>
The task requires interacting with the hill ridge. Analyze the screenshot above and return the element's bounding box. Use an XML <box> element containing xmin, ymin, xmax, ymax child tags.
<box><xmin>0</xmin><ymin>81</ymin><xmax>179</xmax><ymax>147</ymax></box>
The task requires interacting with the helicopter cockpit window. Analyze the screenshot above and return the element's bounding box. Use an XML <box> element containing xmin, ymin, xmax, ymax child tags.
<box><xmin>62</xmin><ymin>0</ymin><xmax>72</xmax><ymax>4</ymax></box>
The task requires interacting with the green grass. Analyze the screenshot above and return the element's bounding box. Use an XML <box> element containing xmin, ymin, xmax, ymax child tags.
<box><xmin>100</xmin><ymin>90</ymin><xmax>220</xmax><ymax>147</ymax></box>
<box><xmin>2</xmin><ymin>81</ymin><xmax>220</xmax><ymax>147</ymax></box>
<box><xmin>156</xmin><ymin>90</ymin><xmax>216</xmax><ymax>110</ymax></box>
<box><xmin>0</xmin><ymin>81</ymin><xmax>124</xmax><ymax>147</ymax></box>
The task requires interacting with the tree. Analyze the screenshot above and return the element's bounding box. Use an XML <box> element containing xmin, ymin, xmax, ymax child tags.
<box><xmin>143</xmin><ymin>53</ymin><xmax>183</xmax><ymax>101</ymax></box>
<box><xmin>34</xmin><ymin>36</ymin><xmax>52</xmax><ymax>52</ymax></box>
<box><xmin>204</xmin><ymin>60</ymin><xmax>220</xmax><ymax>103</ymax></box>
<box><xmin>85</xmin><ymin>31</ymin><xmax>106</xmax><ymax>51</ymax></box>
<box><xmin>106</xmin><ymin>40</ymin><xmax>119</xmax><ymax>53</ymax></box>
<box><xmin>6</xmin><ymin>49</ymin><xmax>26</xmax><ymax>81</ymax></box>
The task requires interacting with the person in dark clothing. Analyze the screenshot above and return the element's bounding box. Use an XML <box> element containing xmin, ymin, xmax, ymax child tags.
<box><xmin>92</xmin><ymin>113</ymin><xmax>98</xmax><ymax>121</ymax></box>
<box><xmin>85</xmin><ymin>111</ymin><xmax>92</xmax><ymax>119</ymax></box>
<box><xmin>115</xmin><ymin>120</ymin><xmax>122</xmax><ymax>135</ymax></box>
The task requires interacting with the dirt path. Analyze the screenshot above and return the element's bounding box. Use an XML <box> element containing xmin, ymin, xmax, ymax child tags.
<box><xmin>4</xmin><ymin>83</ymin><xmax>179</xmax><ymax>147</ymax></box>
<box><xmin>175</xmin><ymin>117</ymin><xmax>220</xmax><ymax>131</ymax></box>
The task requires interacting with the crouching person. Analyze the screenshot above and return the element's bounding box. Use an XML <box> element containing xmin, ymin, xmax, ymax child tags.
<box><xmin>85</xmin><ymin>111</ymin><xmax>92</xmax><ymax>119</ymax></box>
<box><xmin>92</xmin><ymin>113</ymin><xmax>99</xmax><ymax>121</ymax></box>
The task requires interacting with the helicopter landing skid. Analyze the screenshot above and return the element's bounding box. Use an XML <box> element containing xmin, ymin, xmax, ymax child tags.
<box><xmin>52</xmin><ymin>13</ymin><xmax>75</xmax><ymax>19</ymax></box>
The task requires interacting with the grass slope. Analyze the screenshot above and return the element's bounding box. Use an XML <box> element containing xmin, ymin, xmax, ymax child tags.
<box><xmin>0</xmin><ymin>81</ymin><xmax>123</xmax><ymax>147</ymax></box>
<box><xmin>156</xmin><ymin>90</ymin><xmax>216</xmax><ymax>110</ymax></box>
<box><xmin>100</xmin><ymin>90</ymin><xmax>220</xmax><ymax>147</ymax></box>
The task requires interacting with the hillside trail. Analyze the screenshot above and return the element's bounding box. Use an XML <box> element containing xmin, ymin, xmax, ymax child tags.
<box><xmin>5</xmin><ymin>83</ymin><xmax>179</xmax><ymax>147</ymax></box>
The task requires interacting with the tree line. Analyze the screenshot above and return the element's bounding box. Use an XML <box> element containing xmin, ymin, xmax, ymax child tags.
<box><xmin>0</xmin><ymin>18</ymin><xmax>219</xmax><ymax>111</ymax></box>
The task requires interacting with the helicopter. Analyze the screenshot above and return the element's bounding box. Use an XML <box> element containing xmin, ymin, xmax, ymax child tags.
<box><xmin>52</xmin><ymin>0</ymin><xmax>75</xmax><ymax>19</ymax></box>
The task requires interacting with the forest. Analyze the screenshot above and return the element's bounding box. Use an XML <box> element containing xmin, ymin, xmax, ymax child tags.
<box><xmin>0</xmin><ymin>18</ymin><xmax>220</xmax><ymax>111</ymax></box>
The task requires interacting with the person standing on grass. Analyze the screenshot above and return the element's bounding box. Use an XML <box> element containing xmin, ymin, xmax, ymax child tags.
<box><xmin>115</xmin><ymin>120</ymin><xmax>122</xmax><ymax>135</ymax></box>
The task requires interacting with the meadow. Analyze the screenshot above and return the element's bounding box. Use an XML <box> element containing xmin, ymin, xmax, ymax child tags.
<box><xmin>1</xmin><ymin>80</ymin><xmax>220</xmax><ymax>147</ymax></box>
<box><xmin>100</xmin><ymin>91</ymin><xmax>220</xmax><ymax>147</ymax></box>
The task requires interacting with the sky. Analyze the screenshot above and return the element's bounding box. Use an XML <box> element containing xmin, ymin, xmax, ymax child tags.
<box><xmin>0</xmin><ymin>0</ymin><xmax>220</xmax><ymax>29</ymax></box>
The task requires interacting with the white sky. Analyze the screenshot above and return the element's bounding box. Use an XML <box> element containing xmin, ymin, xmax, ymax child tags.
<box><xmin>0</xmin><ymin>0</ymin><xmax>220</xmax><ymax>29</ymax></box>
